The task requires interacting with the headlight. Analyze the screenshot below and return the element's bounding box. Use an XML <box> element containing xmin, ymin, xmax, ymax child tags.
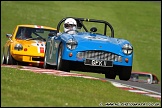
<box><xmin>122</xmin><ymin>44</ymin><xmax>133</xmax><ymax>55</ymax></box>
<box><xmin>66</xmin><ymin>39</ymin><xmax>77</xmax><ymax>50</ymax></box>
<box><xmin>14</xmin><ymin>44</ymin><xmax>23</xmax><ymax>51</ymax></box>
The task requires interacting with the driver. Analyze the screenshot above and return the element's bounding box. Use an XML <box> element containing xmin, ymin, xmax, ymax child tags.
<box><xmin>24</xmin><ymin>29</ymin><xmax>32</xmax><ymax>39</ymax></box>
<box><xmin>63</xmin><ymin>18</ymin><xmax>77</xmax><ymax>34</ymax></box>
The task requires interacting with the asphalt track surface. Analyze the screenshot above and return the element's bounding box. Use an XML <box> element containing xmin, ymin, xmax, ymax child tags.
<box><xmin>106</xmin><ymin>78</ymin><xmax>161</xmax><ymax>94</ymax></box>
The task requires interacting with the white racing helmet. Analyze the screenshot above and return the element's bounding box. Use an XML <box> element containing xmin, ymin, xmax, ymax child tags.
<box><xmin>64</xmin><ymin>18</ymin><xmax>77</xmax><ymax>34</ymax></box>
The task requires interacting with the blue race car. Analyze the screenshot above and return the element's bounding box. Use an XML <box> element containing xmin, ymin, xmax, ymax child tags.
<box><xmin>44</xmin><ymin>17</ymin><xmax>133</xmax><ymax>81</ymax></box>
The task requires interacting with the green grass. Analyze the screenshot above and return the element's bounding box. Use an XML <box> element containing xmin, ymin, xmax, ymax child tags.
<box><xmin>1</xmin><ymin>1</ymin><xmax>161</xmax><ymax>107</ymax></box>
<box><xmin>1</xmin><ymin>1</ymin><xmax>161</xmax><ymax>81</ymax></box>
<box><xmin>1</xmin><ymin>67</ymin><xmax>160</xmax><ymax>107</ymax></box>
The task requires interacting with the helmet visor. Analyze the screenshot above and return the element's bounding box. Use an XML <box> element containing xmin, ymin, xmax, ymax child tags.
<box><xmin>64</xmin><ymin>23</ymin><xmax>76</xmax><ymax>29</ymax></box>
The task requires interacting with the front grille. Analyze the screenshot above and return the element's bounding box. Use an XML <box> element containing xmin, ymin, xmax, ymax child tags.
<box><xmin>77</xmin><ymin>51</ymin><xmax>122</xmax><ymax>62</ymax></box>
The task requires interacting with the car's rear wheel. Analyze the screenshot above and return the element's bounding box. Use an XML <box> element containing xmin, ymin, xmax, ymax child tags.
<box><xmin>119</xmin><ymin>66</ymin><xmax>132</xmax><ymax>81</ymax></box>
<box><xmin>6</xmin><ymin>48</ymin><xmax>17</xmax><ymax>65</ymax></box>
<box><xmin>57</xmin><ymin>44</ymin><xmax>70</xmax><ymax>72</ymax></box>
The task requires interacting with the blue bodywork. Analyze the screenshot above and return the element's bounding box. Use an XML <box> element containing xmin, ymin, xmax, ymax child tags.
<box><xmin>52</xmin><ymin>32</ymin><xmax>133</xmax><ymax>66</ymax></box>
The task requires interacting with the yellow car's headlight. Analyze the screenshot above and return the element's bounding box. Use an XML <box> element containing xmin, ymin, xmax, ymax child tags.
<box><xmin>14</xmin><ymin>44</ymin><xmax>23</xmax><ymax>51</ymax></box>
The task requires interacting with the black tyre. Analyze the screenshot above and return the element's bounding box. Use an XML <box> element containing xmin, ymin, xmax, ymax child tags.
<box><xmin>119</xmin><ymin>66</ymin><xmax>132</xmax><ymax>81</ymax></box>
<box><xmin>105</xmin><ymin>71</ymin><xmax>116</xmax><ymax>79</ymax></box>
<box><xmin>57</xmin><ymin>44</ymin><xmax>70</xmax><ymax>72</ymax></box>
<box><xmin>1</xmin><ymin>54</ymin><xmax>6</xmax><ymax>64</ymax></box>
<box><xmin>43</xmin><ymin>52</ymin><xmax>51</xmax><ymax>69</ymax></box>
<box><xmin>6</xmin><ymin>48</ymin><xmax>17</xmax><ymax>65</ymax></box>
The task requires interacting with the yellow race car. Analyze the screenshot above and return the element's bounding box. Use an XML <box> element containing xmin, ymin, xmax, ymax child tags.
<box><xmin>2</xmin><ymin>25</ymin><xmax>57</xmax><ymax>67</ymax></box>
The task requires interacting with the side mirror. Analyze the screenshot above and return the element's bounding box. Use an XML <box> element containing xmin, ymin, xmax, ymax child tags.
<box><xmin>6</xmin><ymin>34</ymin><xmax>12</xmax><ymax>38</ymax></box>
<box><xmin>90</xmin><ymin>27</ymin><xmax>97</xmax><ymax>32</ymax></box>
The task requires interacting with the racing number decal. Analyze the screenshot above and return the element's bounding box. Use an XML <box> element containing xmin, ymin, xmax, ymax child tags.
<box><xmin>85</xmin><ymin>36</ymin><xmax>108</xmax><ymax>41</ymax></box>
<box><xmin>49</xmin><ymin>37</ymin><xmax>54</xmax><ymax>59</ymax></box>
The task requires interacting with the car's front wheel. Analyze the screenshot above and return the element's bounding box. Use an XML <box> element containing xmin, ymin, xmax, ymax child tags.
<box><xmin>119</xmin><ymin>66</ymin><xmax>132</xmax><ymax>81</ymax></box>
<box><xmin>57</xmin><ymin>43</ymin><xmax>70</xmax><ymax>72</ymax></box>
<box><xmin>1</xmin><ymin>54</ymin><xmax>6</xmax><ymax>64</ymax></box>
<box><xmin>6</xmin><ymin>47</ymin><xmax>17</xmax><ymax>65</ymax></box>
